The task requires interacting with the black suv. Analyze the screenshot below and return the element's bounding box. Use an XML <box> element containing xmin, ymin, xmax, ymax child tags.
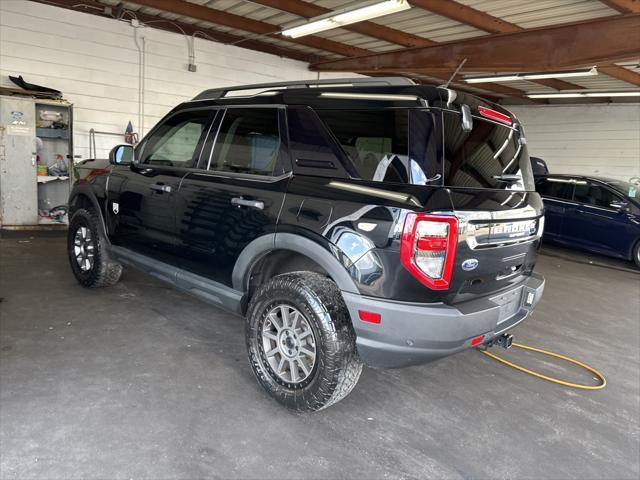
<box><xmin>68</xmin><ymin>77</ymin><xmax>545</xmax><ymax>411</ymax></box>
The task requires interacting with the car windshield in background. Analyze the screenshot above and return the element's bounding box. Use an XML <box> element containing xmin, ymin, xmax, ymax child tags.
<box><xmin>608</xmin><ymin>180</ymin><xmax>640</xmax><ymax>202</ymax></box>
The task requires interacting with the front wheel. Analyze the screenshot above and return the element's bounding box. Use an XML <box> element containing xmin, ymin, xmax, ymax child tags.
<box><xmin>246</xmin><ymin>272</ymin><xmax>363</xmax><ymax>412</ymax></box>
<box><xmin>633</xmin><ymin>240</ymin><xmax>640</xmax><ymax>269</ymax></box>
<box><xmin>68</xmin><ymin>208</ymin><xmax>122</xmax><ymax>287</ymax></box>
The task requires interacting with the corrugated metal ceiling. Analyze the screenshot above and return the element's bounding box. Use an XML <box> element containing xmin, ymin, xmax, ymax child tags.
<box><xmin>100</xmin><ymin>0</ymin><xmax>640</xmax><ymax>98</ymax></box>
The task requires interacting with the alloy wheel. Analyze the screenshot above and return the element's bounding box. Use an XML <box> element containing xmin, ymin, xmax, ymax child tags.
<box><xmin>261</xmin><ymin>304</ymin><xmax>317</xmax><ymax>384</ymax></box>
<box><xmin>73</xmin><ymin>226</ymin><xmax>95</xmax><ymax>272</ymax></box>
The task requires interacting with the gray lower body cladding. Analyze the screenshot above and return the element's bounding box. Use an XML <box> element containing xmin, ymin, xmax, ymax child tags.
<box><xmin>343</xmin><ymin>273</ymin><xmax>545</xmax><ymax>368</ymax></box>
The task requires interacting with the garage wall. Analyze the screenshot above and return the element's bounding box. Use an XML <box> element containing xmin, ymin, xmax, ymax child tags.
<box><xmin>0</xmin><ymin>1</ymin><xmax>350</xmax><ymax>160</ymax></box>
<box><xmin>509</xmin><ymin>104</ymin><xmax>640</xmax><ymax>182</ymax></box>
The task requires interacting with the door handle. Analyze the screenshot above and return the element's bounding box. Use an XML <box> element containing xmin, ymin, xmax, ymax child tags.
<box><xmin>150</xmin><ymin>183</ymin><xmax>172</xmax><ymax>193</ymax></box>
<box><xmin>231</xmin><ymin>197</ymin><xmax>264</xmax><ymax>210</ymax></box>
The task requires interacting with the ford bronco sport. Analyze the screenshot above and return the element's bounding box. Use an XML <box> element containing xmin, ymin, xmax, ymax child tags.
<box><xmin>67</xmin><ymin>77</ymin><xmax>545</xmax><ymax>412</ymax></box>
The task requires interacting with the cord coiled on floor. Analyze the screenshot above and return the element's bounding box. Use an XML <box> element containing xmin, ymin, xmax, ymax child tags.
<box><xmin>479</xmin><ymin>342</ymin><xmax>607</xmax><ymax>390</ymax></box>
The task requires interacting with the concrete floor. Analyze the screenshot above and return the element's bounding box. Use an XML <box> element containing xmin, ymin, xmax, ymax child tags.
<box><xmin>1</xmin><ymin>233</ymin><xmax>638</xmax><ymax>480</ymax></box>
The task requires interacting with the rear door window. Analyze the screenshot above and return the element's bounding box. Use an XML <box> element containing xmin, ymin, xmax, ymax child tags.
<box><xmin>573</xmin><ymin>182</ymin><xmax>623</xmax><ymax>209</ymax></box>
<box><xmin>442</xmin><ymin>111</ymin><xmax>533</xmax><ymax>190</ymax></box>
<box><xmin>536</xmin><ymin>178</ymin><xmax>574</xmax><ymax>200</ymax></box>
<box><xmin>208</xmin><ymin>108</ymin><xmax>285</xmax><ymax>176</ymax></box>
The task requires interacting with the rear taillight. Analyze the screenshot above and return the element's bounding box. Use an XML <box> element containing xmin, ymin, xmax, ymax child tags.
<box><xmin>400</xmin><ymin>213</ymin><xmax>458</xmax><ymax>290</ymax></box>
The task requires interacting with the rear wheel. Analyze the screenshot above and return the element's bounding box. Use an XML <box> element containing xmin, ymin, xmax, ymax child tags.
<box><xmin>68</xmin><ymin>208</ymin><xmax>122</xmax><ymax>287</ymax></box>
<box><xmin>246</xmin><ymin>272</ymin><xmax>363</xmax><ymax>412</ymax></box>
<box><xmin>633</xmin><ymin>240</ymin><xmax>640</xmax><ymax>269</ymax></box>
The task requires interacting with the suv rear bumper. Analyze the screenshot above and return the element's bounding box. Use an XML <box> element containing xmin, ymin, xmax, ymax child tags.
<box><xmin>342</xmin><ymin>273</ymin><xmax>545</xmax><ymax>368</ymax></box>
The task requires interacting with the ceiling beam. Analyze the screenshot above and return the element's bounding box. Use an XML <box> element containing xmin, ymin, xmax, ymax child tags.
<box><xmin>410</xmin><ymin>0</ymin><xmax>589</xmax><ymax>90</ymax></box>
<box><xmin>252</xmin><ymin>0</ymin><xmax>434</xmax><ymax>47</ymax></box>
<box><xmin>128</xmin><ymin>0</ymin><xmax>370</xmax><ymax>57</ymax></box>
<box><xmin>599</xmin><ymin>1</ymin><xmax>640</xmax><ymax>13</ymax></box>
<box><xmin>30</xmin><ymin>0</ymin><xmax>322</xmax><ymax>62</ymax></box>
<box><xmin>311</xmin><ymin>15</ymin><xmax>640</xmax><ymax>73</ymax></box>
<box><xmin>598</xmin><ymin>65</ymin><xmax>640</xmax><ymax>85</ymax></box>
<box><xmin>409</xmin><ymin>0</ymin><xmax>520</xmax><ymax>33</ymax></box>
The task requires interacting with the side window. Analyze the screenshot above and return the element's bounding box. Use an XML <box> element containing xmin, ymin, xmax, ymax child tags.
<box><xmin>316</xmin><ymin>109</ymin><xmax>409</xmax><ymax>182</ymax></box>
<box><xmin>286</xmin><ymin>107</ymin><xmax>355</xmax><ymax>179</ymax></box>
<box><xmin>141</xmin><ymin>111</ymin><xmax>212</xmax><ymax>167</ymax></box>
<box><xmin>536</xmin><ymin>178</ymin><xmax>574</xmax><ymax>200</ymax></box>
<box><xmin>574</xmin><ymin>183</ymin><xmax>622</xmax><ymax>209</ymax></box>
<box><xmin>209</xmin><ymin>108</ymin><xmax>282</xmax><ymax>176</ymax></box>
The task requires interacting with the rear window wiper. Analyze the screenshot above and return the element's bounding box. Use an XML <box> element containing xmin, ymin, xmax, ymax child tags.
<box><xmin>493</xmin><ymin>174</ymin><xmax>521</xmax><ymax>183</ymax></box>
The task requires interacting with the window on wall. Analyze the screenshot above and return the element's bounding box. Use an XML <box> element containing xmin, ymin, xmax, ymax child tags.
<box><xmin>208</xmin><ymin>108</ymin><xmax>282</xmax><ymax>176</ymax></box>
<box><xmin>141</xmin><ymin>111</ymin><xmax>212</xmax><ymax>167</ymax></box>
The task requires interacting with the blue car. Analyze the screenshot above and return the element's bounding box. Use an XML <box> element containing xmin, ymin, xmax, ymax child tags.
<box><xmin>535</xmin><ymin>174</ymin><xmax>640</xmax><ymax>268</ymax></box>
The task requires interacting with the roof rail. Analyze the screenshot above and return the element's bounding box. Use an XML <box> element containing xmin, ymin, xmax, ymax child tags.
<box><xmin>192</xmin><ymin>76</ymin><xmax>416</xmax><ymax>101</ymax></box>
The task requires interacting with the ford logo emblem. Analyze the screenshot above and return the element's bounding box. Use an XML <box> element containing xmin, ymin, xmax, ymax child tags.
<box><xmin>462</xmin><ymin>259</ymin><xmax>479</xmax><ymax>271</ymax></box>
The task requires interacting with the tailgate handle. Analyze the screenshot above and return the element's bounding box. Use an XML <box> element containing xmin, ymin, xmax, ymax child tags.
<box><xmin>231</xmin><ymin>197</ymin><xmax>264</xmax><ymax>210</ymax></box>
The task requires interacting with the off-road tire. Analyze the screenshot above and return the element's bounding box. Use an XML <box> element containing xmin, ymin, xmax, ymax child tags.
<box><xmin>246</xmin><ymin>272</ymin><xmax>363</xmax><ymax>412</ymax></box>
<box><xmin>68</xmin><ymin>208</ymin><xmax>122</xmax><ymax>287</ymax></box>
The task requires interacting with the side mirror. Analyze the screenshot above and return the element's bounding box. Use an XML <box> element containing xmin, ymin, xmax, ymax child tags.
<box><xmin>610</xmin><ymin>200</ymin><xmax>628</xmax><ymax>211</ymax></box>
<box><xmin>109</xmin><ymin>144</ymin><xmax>135</xmax><ymax>165</ymax></box>
<box><xmin>461</xmin><ymin>104</ymin><xmax>473</xmax><ymax>132</ymax></box>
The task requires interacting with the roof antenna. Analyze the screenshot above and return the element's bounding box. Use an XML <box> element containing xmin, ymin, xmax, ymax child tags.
<box><xmin>442</xmin><ymin>58</ymin><xmax>467</xmax><ymax>88</ymax></box>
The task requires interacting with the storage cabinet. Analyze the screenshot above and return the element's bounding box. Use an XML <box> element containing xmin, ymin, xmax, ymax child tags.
<box><xmin>0</xmin><ymin>95</ymin><xmax>73</xmax><ymax>227</ymax></box>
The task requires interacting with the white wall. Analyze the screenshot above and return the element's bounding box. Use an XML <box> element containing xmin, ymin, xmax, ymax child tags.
<box><xmin>0</xmin><ymin>1</ymin><xmax>350</xmax><ymax>160</ymax></box>
<box><xmin>509</xmin><ymin>104</ymin><xmax>640</xmax><ymax>182</ymax></box>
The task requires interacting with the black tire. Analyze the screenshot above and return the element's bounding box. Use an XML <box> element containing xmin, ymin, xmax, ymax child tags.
<box><xmin>68</xmin><ymin>208</ymin><xmax>122</xmax><ymax>288</ymax></box>
<box><xmin>246</xmin><ymin>272</ymin><xmax>363</xmax><ymax>412</ymax></box>
<box><xmin>633</xmin><ymin>240</ymin><xmax>640</xmax><ymax>269</ymax></box>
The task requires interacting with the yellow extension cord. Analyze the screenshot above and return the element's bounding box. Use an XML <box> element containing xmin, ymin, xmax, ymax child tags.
<box><xmin>479</xmin><ymin>342</ymin><xmax>607</xmax><ymax>390</ymax></box>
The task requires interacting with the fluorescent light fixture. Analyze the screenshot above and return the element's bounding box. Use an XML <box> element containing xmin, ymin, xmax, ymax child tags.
<box><xmin>528</xmin><ymin>91</ymin><xmax>640</xmax><ymax>99</ymax></box>
<box><xmin>281</xmin><ymin>0</ymin><xmax>410</xmax><ymax>38</ymax></box>
<box><xmin>527</xmin><ymin>93</ymin><xmax>585</xmax><ymax>98</ymax></box>
<box><xmin>584</xmin><ymin>91</ymin><xmax>640</xmax><ymax>97</ymax></box>
<box><xmin>465</xmin><ymin>75</ymin><xmax>521</xmax><ymax>83</ymax></box>
<box><xmin>320</xmin><ymin>92</ymin><xmax>418</xmax><ymax>101</ymax></box>
<box><xmin>465</xmin><ymin>67</ymin><xmax>598</xmax><ymax>84</ymax></box>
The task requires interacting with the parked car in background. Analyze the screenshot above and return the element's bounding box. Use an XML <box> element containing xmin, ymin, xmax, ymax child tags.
<box><xmin>535</xmin><ymin>174</ymin><xmax>640</xmax><ymax>268</ymax></box>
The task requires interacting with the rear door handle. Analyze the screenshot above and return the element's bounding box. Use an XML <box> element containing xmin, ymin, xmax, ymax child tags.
<box><xmin>150</xmin><ymin>183</ymin><xmax>172</xmax><ymax>193</ymax></box>
<box><xmin>231</xmin><ymin>197</ymin><xmax>264</xmax><ymax>210</ymax></box>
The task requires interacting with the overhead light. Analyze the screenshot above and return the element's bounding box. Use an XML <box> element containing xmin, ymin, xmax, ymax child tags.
<box><xmin>527</xmin><ymin>93</ymin><xmax>585</xmax><ymax>98</ymax></box>
<box><xmin>584</xmin><ymin>91</ymin><xmax>640</xmax><ymax>97</ymax></box>
<box><xmin>281</xmin><ymin>0</ymin><xmax>410</xmax><ymax>38</ymax></box>
<box><xmin>527</xmin><ymin>90</ymin><xmax>640</xmax><ymax>99</ymax></box>
<box><xmin>465</xmin><ymin>67</ymin><xmax>598</xmax><ymax>84</ymax></box>
<box><xmin>465</xmin><ymin>74</ymin><xmax>521</xmax><ymax>83</ymax></box>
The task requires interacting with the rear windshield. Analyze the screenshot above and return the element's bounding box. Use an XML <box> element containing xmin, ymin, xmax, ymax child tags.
<box><xmin>312</xmin><ymin>107</ymin><xmax>533</xmax><ymax>190</ymax></box>
<box><xmin>442</xmin><ymin>111</ymin><xmax>533</xmax><ymax>191</ymax></box>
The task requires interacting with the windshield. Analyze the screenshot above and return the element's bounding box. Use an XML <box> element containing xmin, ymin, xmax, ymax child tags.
<box><xmin>608</xmin><ymin>180</ymin><xmax>640</xmax><ymax>202</ymax></box>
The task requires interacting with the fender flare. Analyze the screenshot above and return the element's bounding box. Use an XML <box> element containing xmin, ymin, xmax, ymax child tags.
<box><xmin>68</xmin><ymin>185</ymin><xmax>110</xmax><ymax>243</ymax></box>
<box><xmin>232</xmin><ymin>233</ymin><xmax>359</xmax><ymax>294</ymax></box>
